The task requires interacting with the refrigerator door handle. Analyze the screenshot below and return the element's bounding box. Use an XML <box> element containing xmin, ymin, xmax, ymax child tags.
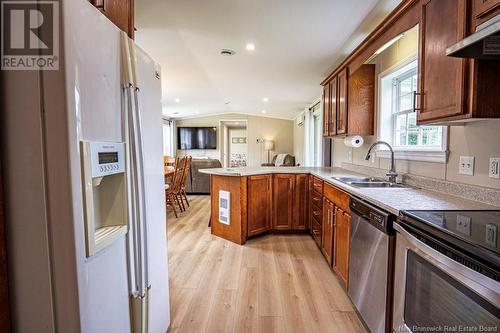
<box><xmin>132</xmin><ymin>86</ymin><xmax>150</xmax><ymax>294</ymax></box>
<box><xmin>124</xmin><ymin>84</ymin><xmax>141</xmax><ymax>297</ymax></box>
<box><xmin>125</xmin><ymin>83</ymin><xmax>149</xmax><ymax>297</ymax></box>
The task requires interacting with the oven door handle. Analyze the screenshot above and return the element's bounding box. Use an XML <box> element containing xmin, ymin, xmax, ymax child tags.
<box><xmin>394</xmin><ymin>223</ymin><xmax>500</xmax><ymax>308</ymax></box>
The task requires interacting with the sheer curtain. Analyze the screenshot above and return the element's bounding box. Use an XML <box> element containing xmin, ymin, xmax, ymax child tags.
<box><xmin>304</xmin><ymin>99</ymin><xmax>322</xmax><ymax>167</ymax></box>
<box><xmin>162</xmin><ymin>119</ymin><xmax>175</xmax><ymax>156</ymax></box>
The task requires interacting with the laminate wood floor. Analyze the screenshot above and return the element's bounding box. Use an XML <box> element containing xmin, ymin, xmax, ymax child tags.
<box><xmin>167</xmin><ymin>195</ymin><xmax>366</xmax><ymax>333</ymax></box>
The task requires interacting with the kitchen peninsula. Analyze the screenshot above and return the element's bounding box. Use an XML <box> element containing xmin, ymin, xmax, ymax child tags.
<box><xmin>200</xmin><ymin>166</ymin><xmax>499</xmax><ymax>247</ymax></box>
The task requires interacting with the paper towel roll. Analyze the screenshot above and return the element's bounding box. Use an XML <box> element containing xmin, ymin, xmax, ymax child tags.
<box><xmin>344</xmin><ymin>136</ymin><xmax>364</xmax><ymax>148</ymax></box>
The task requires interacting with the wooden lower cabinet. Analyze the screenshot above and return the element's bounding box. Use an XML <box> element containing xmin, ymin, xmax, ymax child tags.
<box><xmin>247</xmin><ymin>175</ymin><xmax>272</xmax><ymax>236</ymax></box>
<box><xmin>321</xmin><ymin>198</ymin><xmax>335</xmax><ymax>265</ymax></box>
<box><xmin>333</xmin><ymin>208</ymin><xmax>350</xmax><ymax>288</ymax></box>
<box><xmin>273</xmin><ymin>174</ymin><xmax>295</xmax><ymax>230</ymax></box>
<box><xmin>294</xmin><ymin>174</ymin><xmax>309</xmax><ymax>230</ymax></box>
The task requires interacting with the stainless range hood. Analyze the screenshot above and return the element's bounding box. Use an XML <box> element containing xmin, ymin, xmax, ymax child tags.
<box><xmin>446</xmin><ymin>14</ymin><xmax>500</xmax><ymax>59</ymax></box>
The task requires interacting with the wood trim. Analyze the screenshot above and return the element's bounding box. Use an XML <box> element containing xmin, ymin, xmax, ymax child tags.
<box><xmin>321</xmin><ymin>0</ymin><xmax>421</xmax><ymax>85</ymax></box>
<box><xmin>0</xmin><ymin>161</ymin><xmax>10</xmax><ymax>332</ymax></box>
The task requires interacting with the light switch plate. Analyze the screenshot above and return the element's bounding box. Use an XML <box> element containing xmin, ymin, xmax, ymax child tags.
<box><xmin>459</xmin><ymin>156</ymin><xmax>474</xmax><ymax>176</ymax></box>
<box><xmin>456</xmin><ymin>214</ymin><xmax>471</xmax><ymax>235</ymax></box>
<box><xmin>489</xmin><ymin>158</ymin><xmax>500</xmax><ymax>179</ymax></box>
<box><xmin>486</xmin><ymin>224</ymin><xmax>497</xmax><ymax>247</ymax></box>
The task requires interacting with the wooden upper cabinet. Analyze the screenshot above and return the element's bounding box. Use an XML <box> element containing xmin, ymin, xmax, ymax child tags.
<box><xmin>273</xmin><ymin>174</ymin><xmax>294</xmax><ymax>230</ymax></box>
<box><xmin>473</xmin><ymin>0</ymin><xmax>500</xmax><ymax>18</ymax></box>
<box><xmin>328</xmin><ymin>77</ymin><xmax>338</xmax><ymax>137</ymax></box>
<box><xmin>89</xmin><ymin>0</ymin><xmax>135</xmax><ymax>38</ymax></box>
<box><xmin>336</xmin><ymin>67</ymin><xmax>348</xmax><ymax>135</ymax></box>
<box><xmin>333</xmin><ymin>209</ymin><xmax>350</xmax><ymax>288</ymax></box>
<box><xmin>293</xmin><ymin>174</ymin><xmax>309</xmax><ymax>230</ymax></box>
<box><xmin>347</xmin><ymin>64</ymin><xmax>375</xmax><ymax>135</ymax></box>
<box><xmin>418</xmin><ymin>0</ymin><xmax>468</xmax><ymax>123</ymax></box>
<box><xmin>321</xmin><ymin>199</ymin><xmax>335</xmax><ymax>265</ymax></box>
<box><xmin>322</xmin><ymin>84</ymin><xmax>330</xmax><ymax>137</ymax></box>
<box><xmin>247</xmin><ymin>175</ymin><xmax>272</xmax><ymax>237</ymax></box>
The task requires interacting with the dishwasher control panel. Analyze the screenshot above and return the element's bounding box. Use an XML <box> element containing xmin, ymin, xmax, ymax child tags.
<box><xmin>350</xmin><ymin>197</ymin><xmax>394</xmax><ymax>234</ymax></box>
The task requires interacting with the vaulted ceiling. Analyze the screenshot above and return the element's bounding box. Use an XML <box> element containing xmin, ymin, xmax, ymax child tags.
<box><xmin>135</xmin><ymin>0</ymin><xmax>401</xmax><ymax>119</ymax></box>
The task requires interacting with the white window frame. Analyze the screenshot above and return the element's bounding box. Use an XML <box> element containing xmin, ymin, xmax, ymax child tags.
<box><xmin>376</xmin><ymin>55</ymin><xmax>448</xmax><ymax>163</ymax></box>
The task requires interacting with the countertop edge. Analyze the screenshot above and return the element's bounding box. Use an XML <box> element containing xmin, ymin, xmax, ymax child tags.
<box><xmin>199</xmin><ymin>167</ymin><xmax>500</xmax><ymax>215</ymax></box>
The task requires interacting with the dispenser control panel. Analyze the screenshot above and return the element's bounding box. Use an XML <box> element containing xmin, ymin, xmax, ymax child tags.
<box><xmin>88</xmin><ymin>141</ymin><xmax>125</xmax><ymax>178</ymax></box>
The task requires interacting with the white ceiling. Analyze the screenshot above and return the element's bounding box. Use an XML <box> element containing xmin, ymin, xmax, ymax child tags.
<box><xmin>135</xmin><ymin>0</ymin><xmax>401</xmax><ymax>120</ymax></box>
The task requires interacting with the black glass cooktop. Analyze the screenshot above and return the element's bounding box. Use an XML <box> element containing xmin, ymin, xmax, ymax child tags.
<box><xmin>398</xmin><ymin>210</ymin><xmax>500</xmax><ymax>276</ymax></box>
<box><xmin>402</xmin><ymin>210</ymin><xmax>500</xmax><ymax>256</ymax></box>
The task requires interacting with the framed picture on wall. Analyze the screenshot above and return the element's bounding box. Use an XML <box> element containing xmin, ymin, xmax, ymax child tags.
<box><xmin>231</xmin><ymin>137</ymin><xmax>246</xmax><ymax>144</ymax></box>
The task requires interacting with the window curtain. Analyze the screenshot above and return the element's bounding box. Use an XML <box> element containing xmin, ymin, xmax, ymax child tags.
<box><xmin>162</xmin><ymin>118</ymin><xmax>175</xmax><ymax>156</ymax></box>
<box><xmin>304</xmin><ymin>99</ymin><xmax>322</xmax><ymax>167</ymax></box>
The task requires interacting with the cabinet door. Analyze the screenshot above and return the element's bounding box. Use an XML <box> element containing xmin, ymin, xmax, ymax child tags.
<box><xmin>322</xmin><ymin>83</ymin><xmax>330</xmax><ymax>137</ymax></box>
<box><xmin>321</xmin><ymin>199</ymin><xmax>334</xmax><ymax>265</ymax></box>
<box><xmin>333</xmin><ymin>209</ymin><xmax>350</xmax><ymax>288</ymax></box>
<box><xmin>273</xmin><ymin>174</ymin><xmax>294</xmax><ymax>230</ymax></box>
<box><xmin>418</xmin><ymin>0</ymin><xmax>467</xmax><ymax>123</ymax></box>
<box><xmin>474</xmin><ymin>0</ymin><xmax>500</xmax><ymax>18</ymax></box>
<box><xmin>347</xmin><ymin>64</ymin><xmax>375</xmax><ymax>136</ymax></box>
<box><xmin>328</xmin><ymin>77</ymin><xmax>338</xmax><ymax>136</ymax></box>
<box><xmin>293</xmin><ymin>174</ymin><xmax>308</xmax><ymax>230</ymax></box>
<box><xmin>89</xmin><ymin>0</ymin><xmax>134</xmax><ymax>38</ymax></box>
<box><xmin>337</xmin><ymin>67</ymin><xmax>348</xmax><ymax>135</ymax></box>
<box><xmin>247</xmin><ymin>175</ymin><xmax>272</xmax><ymax>236</ymax></box>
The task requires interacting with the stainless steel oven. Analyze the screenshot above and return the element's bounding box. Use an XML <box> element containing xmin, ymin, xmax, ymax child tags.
<box><xmin>393</xmin><ymin>219</ymin><xmax>500</xmax><ymax>333</ymax></box>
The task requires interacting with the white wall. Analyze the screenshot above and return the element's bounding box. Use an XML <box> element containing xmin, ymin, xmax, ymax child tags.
<box><xmin>175</xmin><ymin>113</ymin><xmax>294</xmax><ymax>166</ymax></box>
<box><xmin>331</xmin><ymin>26</ymin><xmax>500</xmax><ymax>190</ymax></box>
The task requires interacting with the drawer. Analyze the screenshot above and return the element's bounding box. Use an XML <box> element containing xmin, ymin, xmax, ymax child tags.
<box><xmin>311</xmin><ymin>190</ymin><xmax>323</xmax><ymax>208</ymax></box>
<box><xmin>311</xmin><ymin>205</ymin><xmax>322</xmax><ymax>221</ymax></box>
<box><xmin>324</xmin><ymin>183</ymin><xmax>350</xmax><ymax>213</ymax></box>
<box><xmin>311</xmin><ymin>218</ymin><xmax>322</xmax><ymax>246</ymax></box>
<box><xmin>312</xmin><ymin>177</ymin><xmax>323</xmax><ymax>194</ymax></box>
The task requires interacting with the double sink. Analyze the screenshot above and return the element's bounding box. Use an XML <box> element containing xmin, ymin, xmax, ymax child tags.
<box><xmin>333</xmin><ymin>177</ymin><xmax>408</xmax><ymax>188</ymax></box>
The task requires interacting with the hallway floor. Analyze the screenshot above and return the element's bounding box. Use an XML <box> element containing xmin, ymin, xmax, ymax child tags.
<box><xmin>166</xmin><ymin>195</ymin><xmax>366</xmax><ymax>333</ymax></box>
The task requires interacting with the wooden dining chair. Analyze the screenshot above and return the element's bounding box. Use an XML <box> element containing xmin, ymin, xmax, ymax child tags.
<box><xmin>179</xmin><ymin>156</ymin><xmax>192</xmax><ymax>209</ymax></box>
<box><xmin>165</xmin><ymin>156</ymin><xmax>185</xmax><ymax>218</ymax></box>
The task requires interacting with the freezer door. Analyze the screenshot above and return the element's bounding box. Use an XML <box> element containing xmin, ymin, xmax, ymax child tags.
<box><xmin>128</xmin><ymin>40</ymin><xmax>171</xmax><ymax>333</ymax></box>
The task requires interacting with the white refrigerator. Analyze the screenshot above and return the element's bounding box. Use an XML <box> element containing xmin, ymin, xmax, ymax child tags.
<box><xmin>2</xmin><ymin>1</ymin><xmax>170</xmax><ymax>332</ymax></box>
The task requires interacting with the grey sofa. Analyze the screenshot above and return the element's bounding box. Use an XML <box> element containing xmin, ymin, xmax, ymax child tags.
<box><xmin>261</xmin><ymin>154</ymin><xmax>296</xmax><ymax>167</ymax></box>
<box><xmin>186</xmin><ymin>158</ymin><xmax>222</xmax><ymax>194</ymax></box>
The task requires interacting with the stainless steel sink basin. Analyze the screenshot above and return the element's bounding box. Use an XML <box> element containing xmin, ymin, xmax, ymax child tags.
<box><xmin>348</xmin><ymin>182</ymin><xmax>406</xmax><ymax>188</ymax></box>
<box><xmin>332</xmin><ymin>177</ymin><xmax>378</xmax><ymax>182</ymax></box>
<box><xmin>333</xmin><ymin>176</ymin><xmax>409</xmax><ymax>188</ymax></box>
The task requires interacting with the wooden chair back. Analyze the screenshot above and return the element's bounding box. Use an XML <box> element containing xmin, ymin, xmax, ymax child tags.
<box><xmin>180</xmin><ymin>156</ymin><xmax>192</xmax><ymax>190</ymax></box>
<box><xmin>169</xmin><ymin>156</ymin><xmax>186</xmax><ymax>192</ymax></box>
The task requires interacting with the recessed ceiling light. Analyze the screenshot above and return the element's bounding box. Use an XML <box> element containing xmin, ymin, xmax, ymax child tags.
<box><xmin>220</xmin><ymin>49</ymin><xmax>236</xmax><ymax>56</ymax></box>
<box><xmin>225</xmin><ymin>101</ymin><xmax>231</xmax><ymax>105</ymax></box>
<box><xmin>175</xmin><ymin>98</ymin><xmax>180</xmax><ymax>103</ymax></box>
<box><xmin>262</xmin><ymin>97</ymin><xmax>269</xmax><ymax>103</ymax></box>
<box><xmin>246</xmin><ymin>43</ymin><xmax>255</xmax><ymax>51</ymax></box>
<box><xmin>261</xmin><ymin>110</ymin><xmax>266</xmax><ymax>114</ymax></box>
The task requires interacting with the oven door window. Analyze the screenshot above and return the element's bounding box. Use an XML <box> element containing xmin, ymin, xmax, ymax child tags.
<box><xmin>404</xmin><ymin>250</ymin><xmax>500</xmax><ymax>330</ymax></box>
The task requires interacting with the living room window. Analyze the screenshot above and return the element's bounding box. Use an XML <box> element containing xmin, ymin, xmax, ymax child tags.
<box><xmin>378</xmin><ymin>58</ymin><xmax>447</xmax><ymax>163</ymax></box>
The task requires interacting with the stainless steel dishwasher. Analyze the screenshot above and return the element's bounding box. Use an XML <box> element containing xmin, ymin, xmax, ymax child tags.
<box><xmin>348</xmin><ymin>197</ymin><xmax>396</xmax><ymax>333</ymax></box>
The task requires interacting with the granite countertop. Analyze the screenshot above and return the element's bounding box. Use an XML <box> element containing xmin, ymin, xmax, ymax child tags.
<box><xmin>199</xmin><ymin>166</ymin><xmax>500</xmax><ymax>215</ymax></box>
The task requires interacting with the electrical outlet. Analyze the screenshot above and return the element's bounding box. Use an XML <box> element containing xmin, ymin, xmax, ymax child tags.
<box><xmin>489</xmin><ymin>158</ymin><xmax>500</xmax><ymax>179</ymax></box>
<box><xmin>459</xmin><ymin>156</ymin><xmax>474</xmax><ymax>176</ymax></box>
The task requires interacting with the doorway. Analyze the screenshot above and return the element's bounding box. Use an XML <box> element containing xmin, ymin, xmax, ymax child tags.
<box><xmin>219</xmin><ymin>120</ymin><xmax>248</xmax><ymax>168</ymax></box>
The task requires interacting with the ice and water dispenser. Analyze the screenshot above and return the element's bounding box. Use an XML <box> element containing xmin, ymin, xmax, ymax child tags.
<box><xmin>81</xmin><ymin>141</ymin><xmax>128</xmax><ymax>257</ymax></box>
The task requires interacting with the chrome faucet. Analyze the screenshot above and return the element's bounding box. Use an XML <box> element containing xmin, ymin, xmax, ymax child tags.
<box><xmin>365</xmin><ymin>141</ymin><xmax>398</xmax><ymax>183</ymax></box>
